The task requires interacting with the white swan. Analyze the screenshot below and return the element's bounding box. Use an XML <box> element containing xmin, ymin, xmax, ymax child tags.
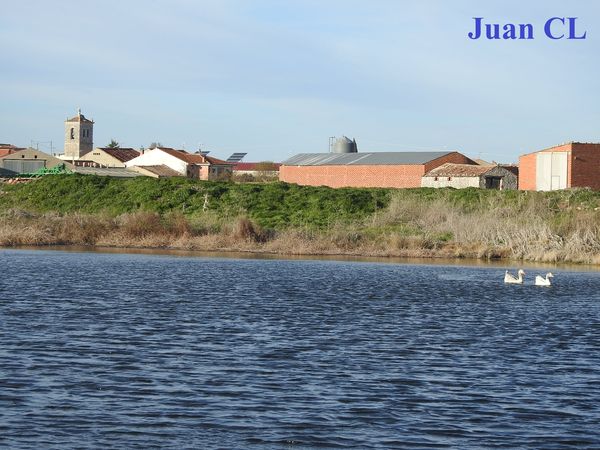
<box><xmin>504</xmin><ymin>269</ymin><xmax>525</xmax><ymax>284</ymax></box>
<box><xmin>535</xmin><ymin>272</ymin><xmax>554</xmax><ymax>286</ymax></box>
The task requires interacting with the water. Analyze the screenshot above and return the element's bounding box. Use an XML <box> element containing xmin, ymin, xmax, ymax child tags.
<box><xmin>1</xmin><ymin>249</ymin><xmax>599</xmax><ymax>449</ymax></box>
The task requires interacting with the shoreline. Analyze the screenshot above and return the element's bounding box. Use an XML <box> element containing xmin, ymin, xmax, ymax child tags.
<box><xmin>3</xmin><ymin>243</ymin><xmax>598</xmax><ymax>271</ymax></box>
<box><xmin>3</xmin><ymin>178</ymin><xmax>600</xmax><ymax>267</ymax></box>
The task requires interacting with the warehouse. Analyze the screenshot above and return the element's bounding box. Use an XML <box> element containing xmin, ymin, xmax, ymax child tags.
<box><xmin>280</xmin><ymin>151</ymin><xmax>476</xmax><ymax>188</ymax></box>
<box><xmin>519</xmin><ymin>142</ymin><xmax>600</xmax><ymax>191</ymax></box>
<box><xmin>0</xmin><ymin>148</ymin><xmax>72</xmax><ymax>174</ymax></box>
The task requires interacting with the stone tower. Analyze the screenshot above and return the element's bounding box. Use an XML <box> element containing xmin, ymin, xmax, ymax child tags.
<box><xmin>64</xmin><ymin>108</ymin><xmax>94</xmax><ymax>159</ymax></box>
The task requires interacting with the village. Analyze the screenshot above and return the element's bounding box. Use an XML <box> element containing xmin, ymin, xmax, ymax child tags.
<box><xmin>1</xmin><ymin>109</ymin><xmax>599</xmax><ymax>192</ymax></box>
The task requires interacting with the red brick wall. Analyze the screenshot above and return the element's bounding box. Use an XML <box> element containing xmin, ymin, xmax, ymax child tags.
<box><xmin>279</xmin><ymin>164</ymin><xmax>426</xmax><ymax>188</ymax></box>
<box><xmin>518</xmin><ymin>153</ymin><xmax>537</xmax><ymax>190</ymax></box>
<box><xmin>571</xmin><ymin>143</ymin><xmax>600</xmax><ymax>190</ymax></box>
<box><xmin>279</xmin><ymin>152</ymin><xmax>476</xmax><ymax>188</ymax></box>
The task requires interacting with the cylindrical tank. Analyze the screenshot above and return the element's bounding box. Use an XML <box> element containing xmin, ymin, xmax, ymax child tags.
<box><xmin>332</xmin><ymin>136</ymin><xmax>358</xmax><ymax>153</ymax></box>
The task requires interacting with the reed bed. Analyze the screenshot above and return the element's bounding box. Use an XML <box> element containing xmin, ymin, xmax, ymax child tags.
<box><xmin>2</xmin><ymin>193</ymin><xmax>600</xmax><ymax>264</ymax></box>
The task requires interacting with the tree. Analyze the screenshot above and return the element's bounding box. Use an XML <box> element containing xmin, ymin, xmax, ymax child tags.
<box><xmin>106</xmin><ymin>139</ymin><xmax>120</xmax><ymax>148</ymax></box>
<box><xmin>149</xmin><ymin>142</ymin><xmax>163</xmax><ymax>150</ymax></box>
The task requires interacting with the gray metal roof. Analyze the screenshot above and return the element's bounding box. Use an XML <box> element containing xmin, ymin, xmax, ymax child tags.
<box><xmin>282</xmin><ymin>151</ymin><xmax>454</xmax><ymax>166</ymax></box>
<box><xmin>72</xmin><ymin>167</ymin><xmax>142</xmax><ymax>178</ymax></box>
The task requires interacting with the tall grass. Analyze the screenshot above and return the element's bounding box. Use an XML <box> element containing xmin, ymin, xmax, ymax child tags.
<box><xmin>2</xmin><ymin>177</ymin><xmax>600</xmax><ymax>263</ymax></box>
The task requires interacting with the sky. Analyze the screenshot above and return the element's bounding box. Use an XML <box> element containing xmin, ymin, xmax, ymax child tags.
<box><xmin>1</xmin><ymin>0</ymin><xmax>600</xmax><ymax>163</ymax></box>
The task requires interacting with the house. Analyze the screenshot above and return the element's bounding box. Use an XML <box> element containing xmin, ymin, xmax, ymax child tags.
<box><xmin>279</xmin><ymin>151</ymin><xmax>476</xmax><ymax>188</ymax></box>
<box><xmin>125</xmin><ymin>147</ymin><xmax>233</xmax><ymax>180</ymax></box>
<box><xmin>422</xmin><ymin>163</ymin><xmax>517</xmax><ymax>189</ymax></box>
<box><xmin>84</xmin><ymin>147</ymin><xmax>140</xmax><ymax>167</ymax></box>
<box><xmin>519</xmin><ymin>142</ymin><xmax>600</xmax><ymax>191</ymax></box>
<box><xmin>0</xmin><ymin>148</ymin><xmax>73</xmax><ymax>174</ymax></box>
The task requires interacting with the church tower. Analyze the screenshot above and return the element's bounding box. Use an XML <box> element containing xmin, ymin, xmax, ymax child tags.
<box><xmin>64</xmin><ymin>108</ymin><xmax>94</xmax><ymax>159</ymax></box>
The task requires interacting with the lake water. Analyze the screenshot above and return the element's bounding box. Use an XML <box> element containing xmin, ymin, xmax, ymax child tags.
<box><xmin>1</xmin><ymin>249</ymin><xmax>599</xmax><ymax>449</ymax></box>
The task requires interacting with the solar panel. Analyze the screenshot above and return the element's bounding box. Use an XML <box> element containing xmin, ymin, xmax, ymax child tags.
<box><xmin>227</xmin><ymin>152</ymin><xmax>247</xmax><ymax>163</ymax></box>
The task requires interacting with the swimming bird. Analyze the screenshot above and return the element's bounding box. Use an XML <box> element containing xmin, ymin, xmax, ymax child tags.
<box><xmin>535</xmin><ymin>272</ymin><xmax>554</xmax><ymax>286</ymax></box>
<box><xmin>504</xmin><ymin>269</ymin><xmax>525</xmax><ymax>284</ymax></box>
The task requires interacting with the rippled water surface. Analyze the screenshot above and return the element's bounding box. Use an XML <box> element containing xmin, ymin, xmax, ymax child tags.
<box><xmin>1</xmin><ymin>249</ymin><xmax>599</xmax><ymax>449</ymax></box>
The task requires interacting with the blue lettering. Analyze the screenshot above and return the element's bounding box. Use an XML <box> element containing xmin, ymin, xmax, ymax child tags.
<box><xmin>468</xmin><ymin>17</ymin><xmax>483</xmax><ymax>39</ymax></box>
<box><xmin>545</xmin><ymin>17</ymin><xmax>565</xmax><ymax>39</ymax></box>
<box><xmin>568</xmin><ymin>17</ymin><xmax>587</xmax><ymax>39</ymax></box>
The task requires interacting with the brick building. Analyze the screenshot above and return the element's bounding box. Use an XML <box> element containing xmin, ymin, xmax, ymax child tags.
<box><xmin>519</xmin><ymin>142</ymin><xmax>600</xmax><ymax>191</ymax></box>
<box><xmin>422</xmin><ymin>163</ymin><xmax>517</xmax><ymax>190</ymax></box>
<box><xmin>279</xmin><ymin>151</ymin><xmax>476</xmax><ymax>188</ymax></box>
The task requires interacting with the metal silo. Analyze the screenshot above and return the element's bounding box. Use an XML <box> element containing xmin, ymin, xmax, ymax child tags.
<box><xmin>332</xmin><ymin>136</ymin><xmax>358</xmax><ymax>153</ymax></box>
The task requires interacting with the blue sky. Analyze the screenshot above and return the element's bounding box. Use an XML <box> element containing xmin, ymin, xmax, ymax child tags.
<box><xmin>1</xmin><ymin>0</ymin><xmax>599</xmax><ymax>163</ymax></box>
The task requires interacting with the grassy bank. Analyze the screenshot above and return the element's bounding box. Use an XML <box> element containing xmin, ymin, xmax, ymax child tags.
<box><xmin>2</xmin><ymin>175</ymin><xmax>600</xmax><ymax>263</ymax></box>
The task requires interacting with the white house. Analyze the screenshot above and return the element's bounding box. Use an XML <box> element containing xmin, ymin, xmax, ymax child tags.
<box><xmin>125</xmin><ymin>147</ymin><xmax>233</xmax><ymax>180</ymax></box>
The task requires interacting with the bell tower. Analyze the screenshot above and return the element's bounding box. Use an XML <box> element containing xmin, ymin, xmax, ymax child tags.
<box><xmin>64</xmin><ymin>108</ymin><xmax>94</xmax><ymax>159</ymax></box>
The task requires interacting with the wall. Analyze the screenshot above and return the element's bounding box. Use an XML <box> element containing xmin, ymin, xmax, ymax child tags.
<box><xmin>280</xmin><ymin>164</ymin><xmax>425</xmax><ymax>188</ymax></box>
<box><xmin>480</xmin><ymin>166</ymin><xmax>518</xmax><ymax>190</ymax></box>
<box><xmin>64</xmin><ymin>120</ymin><xmax>93</xmax><ymax>159</ymax></box>
<box><xmin>422</xmin><ymin>152</ymin><xmax>476</xmax><ymax>172</ymax></box>
<box><xmin>280</xmin><ymin>152</ymin><xmax>475</xmax><ymax>188</ymax></box>
<box><xmin>518</xmin><ymin>153</ymin><xmax>536</xmax><ymax>190</ymax></box>
<box><xmin>125</xmin><ymin>149</ymin><xmax>188</xmax><ymax>175</ymax></box>
<box><xmin>570</xmin><ymin>143</ymin><xmax>600</xmax><ymax>190</ymax></box>
<box><xmin>421</xmin><ymin>176</ymin><xmax>480</xmax><ymax>188</ymax></box>
<box><xmin>86</xmin><ymin>149</ymin><xmax>125</xmax><ymax>167</ymax></box>
<box><xmin>206</xmin><ymin>165</ymin><xmax>233</xmax><ymax>181</ymax></box>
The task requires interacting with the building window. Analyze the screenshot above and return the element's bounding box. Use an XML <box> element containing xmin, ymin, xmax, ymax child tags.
<box><xmin>434</xmin><ymin>176</ymin><xmax>438</xmax><ymax>181</ymax></box>
<box><xmin>70</xmin><ymin>128</ymin><xmax>75</xmax><ymax>139</ymax></box>
<box><xmin>447</xmin><ymin>177</ymin><xmax>452</xmax><ymax>181</ymax></box>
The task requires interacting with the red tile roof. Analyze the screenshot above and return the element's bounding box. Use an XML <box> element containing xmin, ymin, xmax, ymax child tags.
<box><xmin>205</xmin><ymin>155</ymin><xmax>232</xmax><ymax>165</ymax></box>
<box><xmin>424</xmin><ymin>163</ymin><xmax>493</xmax><ymax>177</ymax></box>
<box><xmin>66</xmin><ymin>113</ymin><xmax>94</xmax><ymax>123</ymax></box>
<box><xmin>98</xmin><ymin>147</ymin><xmax>140</xmax><ymax>162</ymax></box>
<box><xmin>0</xmin><ymin>144</ymin><xmax>26</xmax><ymax>157</ymax></box>
<box><xmin>157</xmin><ymin>147</ymin><xmax>232</xmax><ymax>165</ymax></box>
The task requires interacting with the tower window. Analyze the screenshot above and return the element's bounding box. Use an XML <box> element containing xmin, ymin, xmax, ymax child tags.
<box><xmin>70</xmin><ymin>128</ymin><xmax>75</xmax><ymax>139</ymax></box>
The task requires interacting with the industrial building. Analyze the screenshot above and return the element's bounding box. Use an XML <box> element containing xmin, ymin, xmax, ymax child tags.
<box><xmin>519</xmin><ymin>142</ymin><xmax>600</xmax><ymax>191</ymax></box>
<box><xmin>422</xmin><ymin>163</ymin><xmax>517</xmax><ymax>189</ymax></box>
<box><xmin>0</xmin><ymin>148</ymin><xmax>73</xmax><ymax>174</ymax></box>
<box><xmin>280</xmin><ymin>136</ymin><xmax>476</xmax><ymax>188</ymax></box>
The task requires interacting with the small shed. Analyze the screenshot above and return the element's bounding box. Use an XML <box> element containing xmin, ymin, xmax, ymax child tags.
<box><xmin>422</xmin><ymin>163</ymin><xmax>517</xmax><ymax>190</ymax></box>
